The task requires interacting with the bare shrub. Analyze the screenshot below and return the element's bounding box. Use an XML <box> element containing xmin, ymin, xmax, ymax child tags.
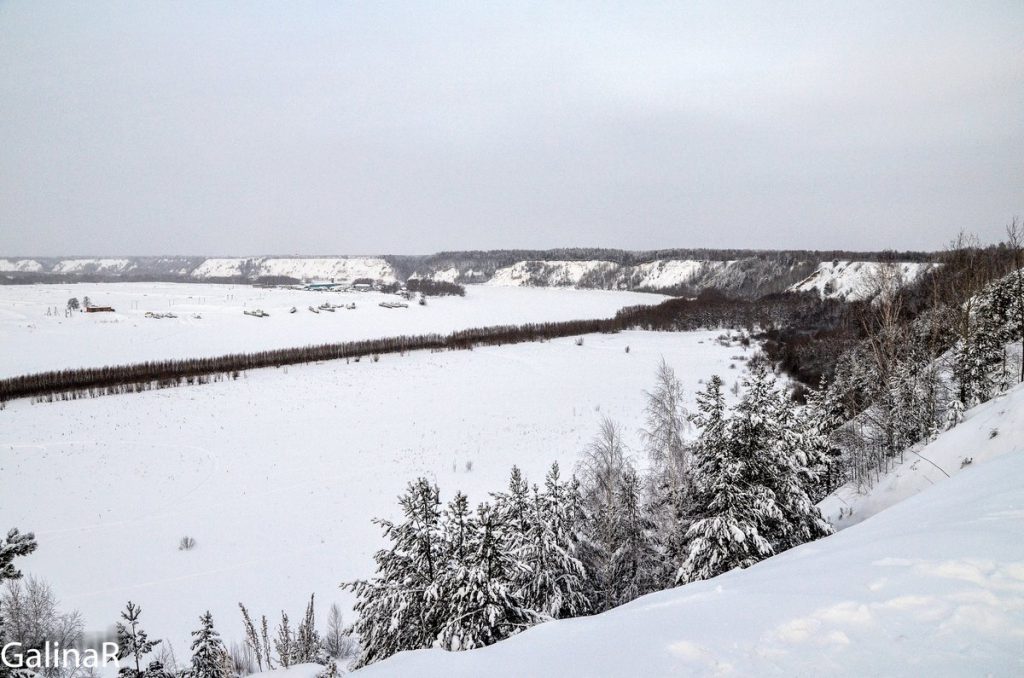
<box><xmin>178</xmin><ymin>536</ymin><xmax>196</xmax><ymax>551</ymax></box>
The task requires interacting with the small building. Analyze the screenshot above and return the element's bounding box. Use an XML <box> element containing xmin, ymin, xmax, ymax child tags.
<box><xmin>85</xmin><ymin>306</ymin><xmax>115</xmax><ymax>313</ymax></box>
<box><xmin>351</xmin><ymin>277</ymin><xmax>375</xmax><ymax>291</ymax></box>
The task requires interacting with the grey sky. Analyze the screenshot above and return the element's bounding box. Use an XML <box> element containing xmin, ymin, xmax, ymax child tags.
<box><xmin>1</xmin><ymin>1</ymin><xmax>1021</xmax><ymax>256</ymax></box>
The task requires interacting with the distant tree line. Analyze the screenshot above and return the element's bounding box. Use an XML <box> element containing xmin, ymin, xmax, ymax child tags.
<box><xmin>404</xmin><ymin>279</ymin><xmax>466</xmax><ymax>296</ymax></box>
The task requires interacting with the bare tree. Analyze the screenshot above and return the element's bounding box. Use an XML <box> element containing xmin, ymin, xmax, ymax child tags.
<box><xmin>577</xmin><ymin>418</ymin><xmax>632</xmax><ymax>518</ymax></box>
<box><xmin>2</xmin><ymin>576</ymin><xmax>84</xmax><ymax>678</ymax></box>
<box><xmin>322</xmin><ymin>603</ymin><xmax>356</xmax><ymax>664</ymax></box>
<box><xmin>640</xmin><ymin>358</ymin><xmax>691</xmax><ymax>497</ymax></box>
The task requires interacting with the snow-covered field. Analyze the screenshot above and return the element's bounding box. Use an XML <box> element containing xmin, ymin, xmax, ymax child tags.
<box><xmin>0</xmin><ymin>283</ymin><xmax>664</xmax><ymax>377</ymax></box>
<box><xmin>359</xmin><ymin>382</ymin><xmax>1024</xmax><ymax>677</ymax></box>
<box><xmin>0</xmin><ymin>327</ymin><xmax>748</xmax><ymax>654</ymax></box>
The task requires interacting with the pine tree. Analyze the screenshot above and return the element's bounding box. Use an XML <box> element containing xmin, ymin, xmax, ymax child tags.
<box><xmin>0</xmin><ymin>529</ymin><xmax>37</xmax><ymax>678</ymax></box>
<box><xmin>679</xmin><ymin>367</ymin><xmax>779</xmax><ymax>583</ymax></box>
<box><xmin>116</xmin><ymin>602</ymin><xmax>161</xmax><ymax>678</ymax></box>
<box><xmin>606</xmin><ymin>470</ymin><xmax>660</xmax><ymax>606</ymax></box>
<box><xmin>344</xmin><ymin>478</ymin><xmax>444</xmax><ymax>667</ymax></box>
<box><xmin>442</xmin><ymin>492</ymin><xmax>476</xmax><ymax>566</ymax></box>
<box><xmin>436</xmin><ymin>503</ymin><xmax>540</xmax><ymax>651</ymax></box>
<box><xmin>797</xmin><ymin>382</ymin><xmax>841</xmax><ymax>498</ymax></box>
<box><xmin>188</xmin><ymin>612</ymin><xmax>227</xmax><ymax>678</ymax></box>
<box><xmin>518</xmin><ymin>464</ymin><xmax>589</xmax><ymax>619</ymax></box>
<box><xmin>770</xmin><ymin>388</ymin><xmax>834</xmax><ymax>551</ymax></box>
<box><xmin>0</xmin><ymin>529</ymin><xmax>37</xmax><ymax>583</ymax></box>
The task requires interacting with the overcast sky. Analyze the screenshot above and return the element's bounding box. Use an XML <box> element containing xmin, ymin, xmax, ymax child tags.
<box><xmin>1</xmin><ymin>1</ymin><xmax>1022</xmax><ymax>256</ymax></box>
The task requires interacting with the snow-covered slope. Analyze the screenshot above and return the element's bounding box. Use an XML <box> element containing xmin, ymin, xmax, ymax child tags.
<box><xmin>358</xmin><ymin>385</ymin><xmax>1024</xmax><ymax>677</ymax></box>
<box><xmin>485</xmin><ymin>260</ymin><xmax>619</xmax><ymax>287</ymax></box>
<box><xmin>483</xmin><ymin>258</ymin><xmax>805</xmax><ymax>293</ymax></box>
<box><xmin>789</xmin><ymin>261</ymin><xmax>938</xmax><ymax>300</ymax></box>
<box><xmin>0</xmin><ymin>258</ymin><xmax>43</xmax><ymax>272</ymax></box>
<box><xmin>820</xmin><ymin>377</ymin><xmax>1024</xmax><ymax>530</ymax></box>
<box><xmin>189</xmin><ymin>257</ymin><xmax>396</xmax><ymax>282</ymax></box>
<box><xmin>51</xmin><ymin>258</ymin><xmax>136</xmax><ymax>275</ymax></box>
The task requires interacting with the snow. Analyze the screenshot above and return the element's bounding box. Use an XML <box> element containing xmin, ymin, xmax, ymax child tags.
<box><xmin>0</xmin><ymin>321</ymin><xmax>748</xmax><ymax>654</ymax></box>
<box><xmin>486</xmin><ymin>261</ymin><xmax>619</xmax><ymax>287</ymax></box>
<box><xmin>0</xmin><ymin>283</ymin><xmax>665</xmax><ymax>377</ymax></box>
<box><xmin>413</xmin><ymin>267</ymin><xmax>460</xmax><ymax>283</ymax></box>
<box><xmin>0</xmin><ymin>258</ymin><xmax>43</xmax><ymax>273</ymax></box>
<box><xmin>485</xmin><ymin>259</ymin><xmax>729</xmax><ymax>289</ymax></box>
<box><xmin>251</xmin><ymin>665</ymin><xmax>323</xmax><ymax>678</ymax></box>
<box><xmin>188</xmin><ymin>257</ymin><xmax>396</xmax><ymax>282</ymax></box>
<box><xmin>819</xmin><ymin>378</ymin><xmax>1024</xmax><ymax>530</ymax></box>
<box><xmin>630</xmin><ymin>260</ymin><xmax>712</xmax><ymax>289</ymax></box>
<box><xmin>189</xmin><ymin>258</ymin><xmax>249</xmax><ymax>278</ymax></box>
<box><xmin>50</xmin><ymin>258</ymin><xmax>136</xmax><ymax>274</ymax></box>
<box><xmin>789</xmin><ymin>261</ymin><xmax>938</xmax><ymax>300</ymax></box>
<box><xmin>357</xmin><ymin>385</ymin><xmax>1024</xmax><ymax>676</ymax></box>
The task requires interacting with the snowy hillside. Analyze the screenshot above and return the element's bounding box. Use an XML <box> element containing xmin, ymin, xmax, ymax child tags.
<box><xmin>50</xmin><ymin>258</ymin><xmax>136</xmax><ymax>275</ymax></box>
<box><xmin>789</xmin><ymin>261</ymin><xmax>938</xmax><ymax>300</ymax></box>
<box><xmin>358</xmin><ymin>387</ymin><xmax>1024</xmax><ymax>676</ymax></box>
<box><xmin>189</xmin><ymin>257</ymin><xmax>397</xmax><ymax>282</ymax></box>
<box><xmin>0</xmin><ymin>258</ymin><xmax>43</xmax><ymax>272</ymax></box>
<box><xmin>1</xmin><ymin>254</ymin><xmax>936</xmax><ymax>297</ymax></box>
<box><xmin>820</xmin><ymin>373</ymin><xmax>1024</xmax><ymax>530</ymax></box>
<box><xmin>485</xmin><ymin>260</ymin><xmax>619</xmax><ymax>287</ymax></box>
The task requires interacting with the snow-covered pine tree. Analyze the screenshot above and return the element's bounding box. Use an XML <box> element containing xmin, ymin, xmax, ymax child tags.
<box><xmin>770</xmin><ymin>388</ymin><xmax>835</xmax><ymax>551</ymax></box>
<box><xmin>517</xmin><ymin>464</ymin><xmax>590</xmax><ymax>619</ymax></box>
<box><xmin>606</xmin><ymin>470</ymin><xmax>660</xmax><ymax>606</ymax></box>
<box><xmin>442</xmin><ymin>492</ymin><xmax>476</xmax><ymax>566</ymax></box>
<box><xmin>294</xmin><ymin>594</ymin><xmax>324</xmax><ymax>664</ymax></box>
<box><xmin>494</xmin><ymin>466</ymin><xmax>530</xmax><ymax>535</ymax></box>
<box><xmin>436</xmin><ymin>502</ymin><xmax>540</xmax><ymax>651</ymax></box>
<box><xmin>678</xmin><ymin>369</ymin><xmax>780</xmax><ymax>584</ymax></box>
<box><xmin>797</xmin><ymin>381</ymin><xmax>843</xmax><ymax>499</ymax></box>
<box><xmin>188</xmin><ymin>612</ymin><xmax>227</xmax><ymax>678</ymax></box>
<box><xmin>0</xmin><ymin>529</ymin><xmax>38</xmax><ymax>678</ymax></box>
<box><xmin>116</xmin><ymin>602</ymin><xmax>162</xmax><ymax>678</ymax></box>
<box><xmin>344</xmin><ymin>478</ymin><xmax>445</xmax><ymax>667</ymax></box>
<box><xmin>0</xmin><ymin>529</ymin><xmax>37</xmax><ymax>583</ymax></box>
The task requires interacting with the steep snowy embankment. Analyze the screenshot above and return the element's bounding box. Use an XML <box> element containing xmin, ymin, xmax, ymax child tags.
<box><xmin>820</xmin><ymin>377</ymin><xmax>1024</xmax><ymax>530</ymax></box>
<box><xmin>358</xmin><ymin>385</ymin><xmax>1024</xmax><ymax>677</ymax></box>
<box><xmin>789</xmin><ymin>261</ymin><xmax>938</xmax><ymax>300</ymax></box>
<box><xmin>189</xmin><ymin>257</ymin><xmax>396</xmax><ymax>282</ymax></box>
